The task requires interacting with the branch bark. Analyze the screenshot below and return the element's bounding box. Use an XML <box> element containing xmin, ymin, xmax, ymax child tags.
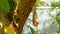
<box><xmin>16</xmin><ymin>0</ymin><xmax>36</xmax><ymax>34</ymax></box>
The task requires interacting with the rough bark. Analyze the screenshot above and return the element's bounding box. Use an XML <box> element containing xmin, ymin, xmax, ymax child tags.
<box><xmin>16</xmin><ymin>0</ymin><xmax>36</xmax><ymax>34</ymax></box>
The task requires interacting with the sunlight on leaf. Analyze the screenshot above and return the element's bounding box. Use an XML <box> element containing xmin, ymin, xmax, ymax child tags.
<box><xmin>4</xmin><ymin>26</ymin><xmax>16</xmax><ymax>34</ymax></box>
<box><xmin>35</xmin><ymin>0</ymin><xmax>45</xmax><ymax>7</ymax></box>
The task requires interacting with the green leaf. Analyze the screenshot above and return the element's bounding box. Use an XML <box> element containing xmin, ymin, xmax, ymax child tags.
<box><xmin>30</xmin><ymin>26</ymin><xmax>38</xmax><ymax>34</ymax></box>
<box><xmin>51</xmin><ymin>1</ymin><xmax>60</xmax><ymax>8</ymax></box>
<box><xmin>0</xmin><ymin>0</ymin><xmax>10</xmax><ymax>12</ymax></box>
<box><xmin>35</xmin><ymin>0</ymin><xmax>45</xmax><ymax>7</ymax></box>
<box><xmin>7</xmin><ymin>0</ymin><xmax>16</xmax><ymax>22</ymax></box>
<box><xmin>7</xmin><ymin>0</ymin><xmax>16</xmax><ymax>9</ymax></box>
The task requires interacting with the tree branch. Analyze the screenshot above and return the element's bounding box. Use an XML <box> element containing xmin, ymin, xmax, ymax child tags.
<box><xmin>16</xmin><ymin>0</ymin><xmax>36</xmax><ymax>34</ymax></box>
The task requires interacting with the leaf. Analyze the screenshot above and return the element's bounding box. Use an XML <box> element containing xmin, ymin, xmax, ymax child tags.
<box><xmin>7</xmin><ymin>0</ymin><xmax>16</xmax><ymax>9</ymax></box>
<box><xmin>51</xmin><ymin>1</ymin><xmax>60</xmax><ymax>8</ymax></box>
<box><xmin>29</xmin><ymin>26</ymin><xmax>38</xmax><ymax>34</ymax></box>
<box><xmin>0</xmin><ymin>0</ymin><xmax>10</xmax><ymax>12</ymax></box>
<box><xmin>7</xmin><ymin>0</ymin><xmax>16</xmax><ymax>22</ymax></box>
<box><xmin>4</xmin><ymin>26</ymin><xmax>16</xmax><ymax>34</ymax></box>
<box><xmin>35</xmin><ymin>0</ymin><xmax>45</xmax><ymax>7</ymax></box>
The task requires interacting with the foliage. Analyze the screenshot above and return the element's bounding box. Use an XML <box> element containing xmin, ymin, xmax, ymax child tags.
<box><xmin>29</xmin><ymin>26</ymin><xmax>38</xmax><ymax>34</ymax></box>
<box><xmin>0</xmin><ymin>11</ymin><xmax>10</xmax><ymax>26</ymax></box>
<box><xmin>7</xmin><ymin>0</ymin><xmax>16</xmax><ymax>10</ymax></box>
<box><xmin>0</xmin><ymin>0</ymin><xmax>16</xmax><ymax>26</ymax></box>
<box><xmin>0</xmin><ymin>28</ymin><xmax>5</xmax><ymax>34</ymax></box>
<box><xmin>34</xmin><ymin>0</ymin><xmax>45</xmax><ymax>7</ymax></box>
<box><xmin>51</xmin><ymin>1</ymin><xmax>60</xmax><ymax>8</ymax></box>
<box><xmin>55</xmin><ymin>11</ymin><xmax>60</xmax><ymax>33</ymax></box>
<box><xmin>56</xmin><ymin>11</ymin><xmax>60</xmax><ymax>24</ymax></box>
<box><xmin>0</xmin><ymin>0</ymin><xmax>16</xmax><ymax>34</ymax></box>
<box><xmin>4</xmin><ymin>26</ymin><xmax>16</xmax><ymax>34</ymax></box>
<box><xmin>0</xmin><ymin>0</ymin><xmax>10</xmax><ymax>13</ymax></box>
<box><xmin>7</xmin><ymin>0</ymin><xmax>16</xmax><ymax>22</ymax></box>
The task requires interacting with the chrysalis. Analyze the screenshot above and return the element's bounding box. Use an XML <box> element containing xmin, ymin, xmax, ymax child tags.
<box><xmin>33</xmin><ymin>7</ymin><xmax>38</xmax><ymax>27</ymax></box>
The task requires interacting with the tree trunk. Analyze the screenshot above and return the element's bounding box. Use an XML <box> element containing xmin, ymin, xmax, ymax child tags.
<box><xmin>16</xmin><ymin>0</ymin><xmax>36</xmax><ymax>34</ymax></box>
